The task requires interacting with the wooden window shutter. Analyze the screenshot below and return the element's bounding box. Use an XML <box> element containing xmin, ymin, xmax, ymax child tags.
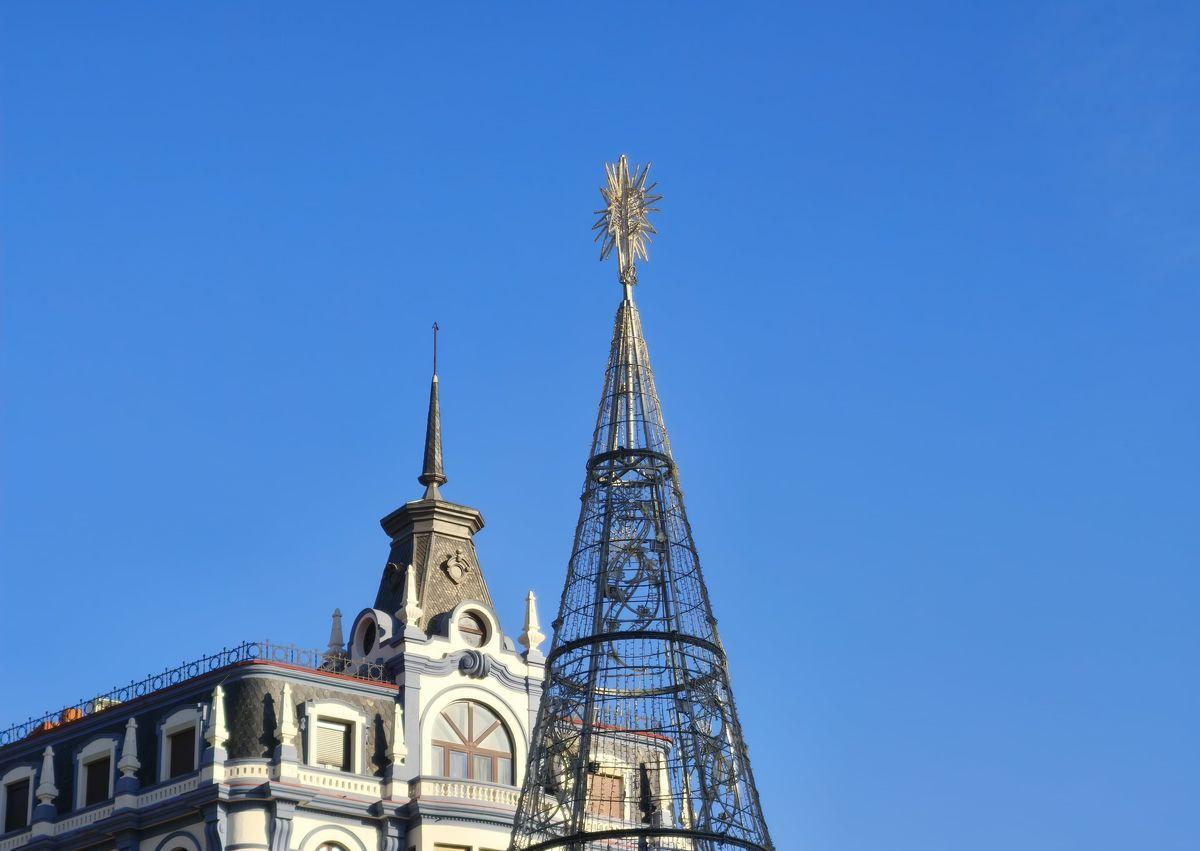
<box><xmin>586</xmin><ymin>773</ymin><xmax>625</xmax><ymax>820</ymax></box>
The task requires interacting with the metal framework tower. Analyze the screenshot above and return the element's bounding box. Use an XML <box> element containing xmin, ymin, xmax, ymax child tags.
<box><xmin>510</xmin><ymin>157</ymin><xmax>774</xmax><ymax>851</ymax></box>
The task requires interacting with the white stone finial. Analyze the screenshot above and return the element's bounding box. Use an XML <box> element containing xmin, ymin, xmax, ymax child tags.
<box><xmin>387</xmin><ymin>701</ymin><xmax>407</xmax><ymax>764</ymax></box>
<box><xmin>399</xmin><ymin>564</ymin><xmax>424</xmax><ymax>626</ymax></box>
<box><xmin>277</xmin><ymin>682</ymin><xmax>298</xmax><ymax>746</ymax></box>
<box><xmin>205</xmin><ymin>685</ymin><xmax>229</xmax><ymax>749</ymax></box>
<box><xmin>519</xmin><ymin>590</ymin><xmax>547</xmax><ymax>658</ymax></box>
<box><xmin>35</xmin><ymin>746</ymin><xmax>57</xmax><ymax>805</ymax></box>
<box><xmin>118</xmin><ymin>718</ymin><xmax>140</xmax><ymax>777</ymax></box>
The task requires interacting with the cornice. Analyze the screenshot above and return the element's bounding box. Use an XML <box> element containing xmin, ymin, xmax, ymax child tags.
<box><xmin>379</xmin><ymin>498</ymin><xmax>485</xmax><ymax>541</ymax></box>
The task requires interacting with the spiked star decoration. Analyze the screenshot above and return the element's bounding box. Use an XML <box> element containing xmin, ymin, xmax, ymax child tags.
<box><xmin>593</xmin><ymin>155</ymin><xmax>663</xmax><ymax>294</ymax></box>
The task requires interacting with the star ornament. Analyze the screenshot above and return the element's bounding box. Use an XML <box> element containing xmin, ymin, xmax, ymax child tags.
<box><xmin>593</xmin><ymin>155</ymin><xmax>663</xmax><ymax>278</ymax></box>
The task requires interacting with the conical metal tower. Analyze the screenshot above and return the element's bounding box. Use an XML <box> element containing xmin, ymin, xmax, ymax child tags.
<box><xmin>511</xmin><ymin>157</ymin><xmax>774</xmax><ymax>851</ymax></box>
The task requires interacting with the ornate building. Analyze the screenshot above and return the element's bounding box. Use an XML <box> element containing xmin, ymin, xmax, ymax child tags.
<box><xmin>0</xmin><ymin>157</ymin><xmax>771</xmax><ymax>851</ymax></box>
<box><xmin>0</xmin><ymin>360</ymin><xmax>548</xmax><ymax>851</ymax></box>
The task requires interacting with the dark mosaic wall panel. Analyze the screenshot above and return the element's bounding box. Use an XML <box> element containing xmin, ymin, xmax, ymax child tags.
<box><xmin>223</xmin><ymin>675</ymin><xmax>397</xmax><ymax>777</ymax></box>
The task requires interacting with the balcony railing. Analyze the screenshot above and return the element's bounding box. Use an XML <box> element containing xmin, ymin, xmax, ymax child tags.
<box><xmin>0</xmin><ymin>640</ymin><xmax>388</xmax><ymax>747</ymax></box>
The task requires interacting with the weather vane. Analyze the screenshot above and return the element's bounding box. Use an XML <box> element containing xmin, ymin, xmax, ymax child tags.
<box><xmin>592</xmin><ymin>154</ymin><xmax>662</xmax><ymax>297</ymax></box>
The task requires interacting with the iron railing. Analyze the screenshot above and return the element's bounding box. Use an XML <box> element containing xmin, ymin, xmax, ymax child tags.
<box><xmin>0</xmin><ymin>640</ymin><xmax>388</xmax><ymax>747</ymax></box>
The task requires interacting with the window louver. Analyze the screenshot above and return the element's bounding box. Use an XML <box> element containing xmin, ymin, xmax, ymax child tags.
<box><xmin>315</xmin><ymin>719</ymin><xmax>351</xmax><ymax>771</ymax></box>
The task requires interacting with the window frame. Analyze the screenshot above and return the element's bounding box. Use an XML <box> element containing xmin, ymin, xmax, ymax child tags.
<box><xmin>313</xmin><ymin>718</ymin><xmax>353</xmax><ymax>772</ymax></box>
<box><xmin>0</xmin><ymin>766</ymin><xmax>35</xmax><ymax>835</ymax></box>
<box><xmin>73</xmin><ymin>735</ymin><xmax>118</xmax><ymax>809</ymax></box>
<box><xmin>456</xmin><ymin>612</ymin><xmax>487</xmax><ymax>648</ymax></box>
<box><xmin>429</xmin><ymin>700</ymin><xmax>514</xmax><ymax>786</ymax></box>
<box><xmin>301</xmin><ymin>699</ymin><xmax>366</xmax><ymax>775</ymax></box>
<box><xmin>158</xmin><ymin>705</ymin><xmax>203</xmax><ymax>782</ymax></box>
<box><xmin>586</xmin><ymin>771</ymin><xmax>627</xmax><ymax>821</ymax></box>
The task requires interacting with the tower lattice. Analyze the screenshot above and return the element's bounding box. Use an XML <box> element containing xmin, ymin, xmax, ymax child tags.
<box><xmin>510</xmin><ymin>157</ymin><xmax>774</xmax><ymax>851</ymax></box>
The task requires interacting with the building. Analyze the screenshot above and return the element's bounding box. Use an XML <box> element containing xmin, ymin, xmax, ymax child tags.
<box><xmin>0</xmin><ymin>361</ymin><xmax>548</xmax><ymax>851</ymax></box>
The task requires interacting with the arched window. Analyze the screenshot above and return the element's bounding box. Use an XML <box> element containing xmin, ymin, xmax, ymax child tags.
<box><xmin>315</xmin><ymin>844</ymin><xmax>348</xmax><ymax>851</ymax></box>
<box><xmin>430</xmin><ymin>701</ymin><xmax>513</xmax><ymax>785</ymax></box>
<box><xmin>457</xmin><ymin>612</ymin><xmax>486</xmax><ymax>647</ymax></box>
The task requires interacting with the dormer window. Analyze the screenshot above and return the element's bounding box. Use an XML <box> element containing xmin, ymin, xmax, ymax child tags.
<box><xmin>74</xmin><ymin>736</ymin><xmax>117</xmax><ymax>809</ymax></box>
<box><xmin>4</xmin><ymin>780</ymin><xmax>29</xmax><ymax>832</ymax></box>
<box><xmin>167</xmin><ymin>728</ymin><xmax>196</xmax><ymax>778</ymax></box>
<box><xmin>158</xmin><ymin>705</ymin><xmax>202</xmax><ymax>782</ymax></box>
<box><xmin>83</xmin><ymin>756</ymin><xmax>111</xmax><ymax>806</ymax></box>
<box><xmin>314</xmin><ymin>719</ymin><xmax>352</xmax><ymax>772</ymax></box>
<box><xmin>457</xmin><ymin>612</ymin><xmax>486</xmax><ymax>647</ymax></box>
<box><xmin>1</xmin><ymin>767</ymin><xmax>33</xmax><ymax>835</ymax></box>
<box><xmin>302</xmin><ymin>699</ymin><xmax>366</xmax><ymax>775</ymax></box>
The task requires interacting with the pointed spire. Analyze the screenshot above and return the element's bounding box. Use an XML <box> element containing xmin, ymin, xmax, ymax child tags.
<box><xmin>118</xmin><ymin>718</ymin><xmax>140</xmax><ymax>778</ymax></box>
<box><xmin>277</xmin><ymin>682</ymin><xmax>297</xmax><ymax>747</ymax></box>
<box><xmin>205</xmin><ymin>685</ymin><xmax>228</xmax><ymax>750</ymax></box>
<box><xmin>398</xmin><ymin>563</ymin><xmax>424</xmax><ymax>627</ymax></box>
<box><xmin>518</xmin><ymin>590</ymin><xmax>546</xmax><ymax>659</ymax></box>
<box><xmin>35</xmin><ymin>746</ymin><xmax>57</xmax><ymax>806</ymax></box>
<box><xmin>387</xmin><ymin>701</ymin><xmax>407</xmax><ymax>765</ymax></box>
<box><xmin>326</xmin><ymin>608</ymin><xmax>345</xmax><ymax>656</ymax></box>
<box><xmin>418</xmin><ymin>321</ymin><xmax>448</xmax><ymax>500</ymax></box>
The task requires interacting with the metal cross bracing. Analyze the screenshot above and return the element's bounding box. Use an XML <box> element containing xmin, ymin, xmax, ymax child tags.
<box><xmin>511</xmin><ymin>157</ymin><xmax>773</xmax><ymax>851</ymax></box>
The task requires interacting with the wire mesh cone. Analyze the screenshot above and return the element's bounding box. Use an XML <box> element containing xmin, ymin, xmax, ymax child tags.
<box><xmin>511</xmin><ymin>298</ymin><xmax>774</xmax><ymax>851</ymax></box>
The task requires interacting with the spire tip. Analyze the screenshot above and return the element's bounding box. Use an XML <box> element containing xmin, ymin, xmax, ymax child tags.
<box><xmin>418</xmin><ymin>322</ymin><xmax>447</xmax><ymax>497</ymax></box>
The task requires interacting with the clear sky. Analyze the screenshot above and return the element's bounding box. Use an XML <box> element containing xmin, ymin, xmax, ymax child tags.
<box><xmin>2</xmin><ymin>3</ymin><xmax>1197</xmax><ymax>849</ymax></box>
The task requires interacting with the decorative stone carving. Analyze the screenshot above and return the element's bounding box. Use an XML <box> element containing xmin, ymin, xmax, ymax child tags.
<box><xmin>398</xmin><ymin>563</ymin><xmax>424</xmax><ymax>627</ymax></box>
<box><xmin>205</xmin><ymin>685</ymin><xmax>229</xmax><ymax>750</ymax></box>
<box><xmin>118</xmin><ymin>718</ymin><xmax>140</xmax><ymax>778</ymax></box>
<box><xmin>203</xmin><ymin>805</ymin><xmax>226</xmax><ymax>851</ymax></box>
<box><xmin>387</xmin><ymin>700</ymin><xmax>407</xmax><ymax>765</ymax></box>
<box><xmin>35</xmin><ymin>746</ymin><xmax>57</xmax><ymax>811</ymax></box>
<box><xmin>519</xmin><ymin>589</ymin><xmax>547</xmax><ymax>660</ymax></box>
<box><xmin>268</xmin><ymin>801</ymin><xmax>294</xmax><ymax>851</ymax></box>
<box><xmin>442</xmin><ymin>546</ymin><xmax>471</xmax><ymax>584</ymax></box>
<box><xmin>276</xmin><ymin>682</ymin><xmax>297</xmax><ymax>748</ymax></box>
<box><xmin>458</xmin><ymin>650</ymin><xmax>491</xmax><ymax>679</ymax></box>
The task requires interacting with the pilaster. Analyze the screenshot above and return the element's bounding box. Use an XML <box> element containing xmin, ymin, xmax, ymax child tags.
<box><xmin>203</xmin><ymin>803</ymin><xmax>227</xmax><ymax>851</ymax></box>
<box><xmin>268</xmin><ymin>800</ymin><xmax>295</xmax><ymax>851</ymax></box>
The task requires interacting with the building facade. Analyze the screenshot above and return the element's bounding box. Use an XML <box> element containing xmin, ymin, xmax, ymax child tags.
<box><xmin>0</xmin><ymin>366</ymin><xmax>548</xmax><ymax>851</ymax></box>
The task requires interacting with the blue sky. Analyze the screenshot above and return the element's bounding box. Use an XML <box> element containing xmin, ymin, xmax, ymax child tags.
<box><xmin>2</xmin><ymin>3</ymin><xmax>1197</xmax><ymax>849</ymax></box>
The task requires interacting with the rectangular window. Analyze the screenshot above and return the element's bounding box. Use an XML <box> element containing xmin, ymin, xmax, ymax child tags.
<box><xmin>84</xmin><ymin>756</ymin><xmax>111</xmax><ymax>806</ymax></box>
<box><xmin>4</xmin><ymin>779</ymin><xmax>29</xmax><ymax>833</ymax></box>
<box><xmin>586</xmin><ymin>773</ymin><xmax>625</xmax><ymax>820</ymax></box>
<box><xmin>430</xmin><ymin>744</ymin><xmax>445</xmax><ymax>774</ymax></box>
<box><xmin>167</xmin><ymin>728</ymin><xmax>196</xmax><ymax>778</ymax></box>
<box><xmin>449</xmin><ymin>749</ymin><xmax>469</xmax><ymax>779</ymax></box>
<box><xmin>315</xmin><ymin>719</ymin><xmax>352</xmax><ymax>772</ymax></box>
<box><xmin>497</xmin><ymin>756</ymin><xmax>513</xmax><ymax>786</ymax></box>
<box><xmin>472</xmin><ymin>754</ymin><xmax>492</xmax><ymax>782</ymax></box>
